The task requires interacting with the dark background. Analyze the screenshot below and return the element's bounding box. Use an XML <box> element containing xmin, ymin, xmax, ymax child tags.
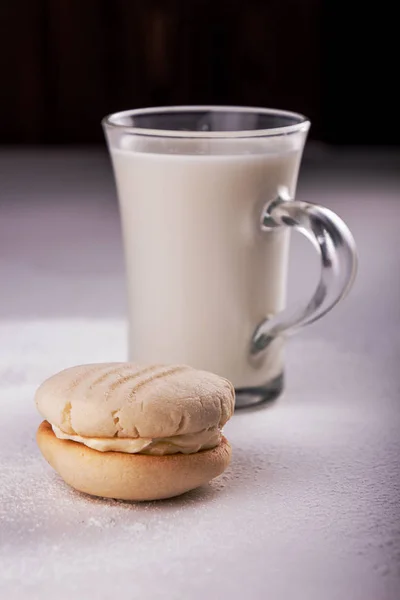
<box><xmin>0</xmin><ymin>1</ymin><xmax>398</xmax><ymax>145</ymax></box>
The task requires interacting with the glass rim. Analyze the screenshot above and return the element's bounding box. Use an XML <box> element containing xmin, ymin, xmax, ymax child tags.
<box><xmin>102</xmin><ymin>105</ymin><xmax>310</xmax><ymax>139</ymax></box>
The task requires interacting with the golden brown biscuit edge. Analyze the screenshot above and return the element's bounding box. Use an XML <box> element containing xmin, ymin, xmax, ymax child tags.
<box><xmin>36</xmin><ymin>420</ymin><xmax>231</xmax><ymax>501</ymax></box>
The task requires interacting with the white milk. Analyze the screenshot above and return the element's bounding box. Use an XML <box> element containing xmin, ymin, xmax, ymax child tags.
<box><xmin>110</xmin><ymin>136</ymin><xmax>303</xmax><ymax>388</ymax></box>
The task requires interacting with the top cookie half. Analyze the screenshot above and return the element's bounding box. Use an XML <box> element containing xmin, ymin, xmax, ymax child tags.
<box><xmin>35</xmin><ymin>363</ymin><xmax>235</xmax><ymax>439</ymax></box>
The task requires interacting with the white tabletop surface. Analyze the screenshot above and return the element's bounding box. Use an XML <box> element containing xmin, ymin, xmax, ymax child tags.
<box><xmin>0</xmin><ymin>148</ymin><xmax>399</xmax><ymax>599</ymax></box>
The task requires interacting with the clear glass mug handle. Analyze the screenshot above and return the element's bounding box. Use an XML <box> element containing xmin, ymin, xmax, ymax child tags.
<box><xmin>251</xmin><ymin>191</ymin><xmax>358</xmax><ymax>354</ymax></box>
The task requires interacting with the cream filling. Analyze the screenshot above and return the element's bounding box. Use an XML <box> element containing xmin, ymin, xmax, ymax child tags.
<box><xmin>51</xmin><ymin>424</ymin><xmax>221</xmax><ymax>455</ymax></box>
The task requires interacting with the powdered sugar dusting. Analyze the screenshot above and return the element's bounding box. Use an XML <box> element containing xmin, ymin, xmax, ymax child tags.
<box><xmin>1</xmin><ymin>322</ymin><xmax>399</xmax><ymax>600</ymax></box>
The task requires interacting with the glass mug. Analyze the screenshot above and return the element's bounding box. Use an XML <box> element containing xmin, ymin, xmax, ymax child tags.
<box><xmin>103</xmin><ymin>106</ymin><xmax>357</xmax><ymax>409</ymax></box>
